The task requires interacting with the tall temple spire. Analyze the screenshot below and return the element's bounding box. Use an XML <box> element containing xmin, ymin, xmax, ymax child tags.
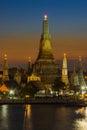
<box><xmin>61</xmin><ymin>53</ymin><xmax>69</xmax><ymax>86</ymax></box>
<box><xmin>42</xmin><ymin>14</ymin><xmax>50</xmax><ymax>38</ymax></box>
<box><xmin>62</xmin><ymin>53</ymin><xmax>67</xmax><ymax>69</ymax></box>
<box><xmin>3</xmin><ymin>54</ymin><xmax>9</xmax><ymax>81</ymax></box>
<box><xmin>35</xmin><ymin>14</ymin><xmax>58</xmax><ymax>88</ymax></box>
<box><xmin>37</xmin><ymin>14</ymin><xmax>53</xmax><ymax>61</ymax></box>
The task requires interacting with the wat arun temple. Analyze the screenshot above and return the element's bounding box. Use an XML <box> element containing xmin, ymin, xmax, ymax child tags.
<box><xmin>0</xmin><ymin>14</ymin><xmax>87</xmax><ymax>96</ymax></box>
<box><xmin>33</xmin><ymin>14</ymin><xmax>87</xmax><ymax>92</ymax></box>
<box><xmin>34</xmin><ymin>14</ymin><xmax>58</xmax><ymax>88</ymax></box>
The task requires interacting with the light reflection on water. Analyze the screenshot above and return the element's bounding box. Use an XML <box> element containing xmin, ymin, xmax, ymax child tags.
<box><xmin>23</xmin><ymin>105</ymin><xmax>87</xmax><ymax>130</ymax></box>
<box><xmin>0</xmin><ymin>105</ymin><xmax>87</xmax><ymax>130</ymax></box>
<box><xmin>0</xmin><ymin>105</ymin><xmax>8</xmax><ymax>129</ymax></box>
<box><xmin>23</xmin><ymin>105</ymin><xmax>32</xmax><ymax>130</ymax></box>
<box><xmin>74</xmin><ymin>107</ymin><xmax>87</xmax><ymax>130</ymax></box>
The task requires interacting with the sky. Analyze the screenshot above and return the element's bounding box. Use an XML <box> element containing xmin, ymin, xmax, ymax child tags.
<box><xmin>0</xmin><ymin>0</ymin><xmax>87</xmax><ymax>67</ymax></box>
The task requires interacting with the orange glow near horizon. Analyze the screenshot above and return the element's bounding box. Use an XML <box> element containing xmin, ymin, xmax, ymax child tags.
<box><xmin>0</xmin><ymin>34</ymin><xmax>87</xmax><ymax>66</ymax></box>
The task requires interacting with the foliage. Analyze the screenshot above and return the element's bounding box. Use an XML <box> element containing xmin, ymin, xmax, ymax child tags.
<box><xmin>9</xmin><ymin>67</ymin><xmax>17</xmax><ymax>79</ymax></box>
<box><xmin>52</xmin><ymin>77</ymin><xmax>65</xmax><ymax>92</ymax></box>
<box><xmin>70</xmin><ymin>85</ymin><xmax>80</xmax><ymax>94</ymax></box>
<box><xmin>20</xmin><ymin>81</ymin><xmax>44</xmax><ymax>97</ymax></box>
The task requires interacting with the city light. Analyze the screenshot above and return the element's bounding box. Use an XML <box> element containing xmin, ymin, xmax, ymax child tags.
<box><xmin>9</xmin><ymin>90</ymin><xmax>14</xmax><ymax>95</ymax></box>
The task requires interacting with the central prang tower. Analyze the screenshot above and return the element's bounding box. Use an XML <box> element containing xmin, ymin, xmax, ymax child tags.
<box><xmin>34</xmin><ymin>14</ymin><xmax>58</xmax><ymax>89</ymax></box>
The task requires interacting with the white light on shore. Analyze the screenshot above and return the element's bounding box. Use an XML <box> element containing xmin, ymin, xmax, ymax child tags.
<box><xmin>9</xmin><ymin>90</ymin><xmax>14</xmax><ymax>95</ymax></box>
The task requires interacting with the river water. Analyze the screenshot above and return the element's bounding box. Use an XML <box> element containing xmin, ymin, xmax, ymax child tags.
<box><xmin>0</xmin><ymin>104</ymin><xmax>87</xmax><ymax>130</ymax></box>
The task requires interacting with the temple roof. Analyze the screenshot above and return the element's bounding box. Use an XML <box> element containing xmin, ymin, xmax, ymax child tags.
<box><xmin>0</xmin><ymin>83</ymin><xmax>10</xmax><ymax>92</ymax></box>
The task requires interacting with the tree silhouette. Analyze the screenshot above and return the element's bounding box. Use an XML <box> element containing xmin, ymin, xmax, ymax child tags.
<box><xmin>52</xmin><ymin>77</ymin><xmax>65</xmax><ymax>95</ymax></box>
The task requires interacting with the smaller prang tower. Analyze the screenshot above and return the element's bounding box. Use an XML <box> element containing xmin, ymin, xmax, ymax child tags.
<box><xmin>71</xmin><ymin>64</ymin><xmax>79</xmax><ymax>86</ymax></box>
<box><xmin>3</xmin><ymin>54</ymin><xmax>9</xmax><ymax>81</ymax></box>
<box><xmin>61</xmin><ymin>53</ymin><xmax>69</xmax><ymax>86</ymax></box>
<box><xmin>35</xmin><ymin>14</ymin><xmax>58</xmax><ymax>89</ymax></box>
<box><xmin>27</xmin><ymin>57</ymin><xmax>32</xmax><ymax>75</ymax></box>
<box><xmin>78</xmin><ymin>56</ymin><xmax>86</xmax><ymax>90</ymax></box>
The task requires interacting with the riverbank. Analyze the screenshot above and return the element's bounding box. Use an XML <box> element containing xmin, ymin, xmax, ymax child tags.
<box><xmin>0</xmin><ymin>97</ymin><xmax>87</xmax><ymax>107</ymax></box>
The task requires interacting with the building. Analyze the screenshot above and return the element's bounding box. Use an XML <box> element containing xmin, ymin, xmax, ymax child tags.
<box><xmin>27</xmin><ymin>67</ymin><xmax>41</xmax><ymax>83</ymax></box>
<box><xmin>34</xmin><ymin>14</ymin><xmax>58</xmax><ymax>89</ymax></box>
<box><xmin>70</xmin><ymin>64</ymin><xmax>79</xmax><ymax>86</ymax></box>
<box><xmin>3</xmin><ymin>54</ymin><xmax>9</xmax><ymax>81</ymax></box>
<box><xmin>78</xmin><ymin>56</ymin><xmax>86</xmax><ymax>92</ymax></box>
<box><xmin>61</xmin><ymin>53</ymin><xmax>69</xmax><ymax>86</ymax></box>
<box><xmin>70</xmin><ymin>56</ymin><xmax>87</xmax><ymax>94</ymax></box>
<box><xmin>27</xmin><ymin>57</ymin><xmax>32</xmax><ymax>75</ymax></box>
<box><xmin>14</xmin><ymin>70</ymin><xmax>21</xmax><ymax>84</ymax></box>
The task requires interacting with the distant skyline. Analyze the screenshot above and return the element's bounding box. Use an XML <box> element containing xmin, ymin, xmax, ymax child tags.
<box><xmin>0</xmin><ymin>0</ymin><xmax>87</xmax><ymax>67</ymax></box>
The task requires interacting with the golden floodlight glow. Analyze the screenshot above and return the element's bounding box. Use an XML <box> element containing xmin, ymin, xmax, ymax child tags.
<box><xmin>4</xmin><ymin>54</ymin><xmax>7</xmax><ymax>60</ymax></box>
<box><xmin>28</xmin><ymin>57</ymin><xmax>31</xmax><ymax>62</ymax></box>
<box><xmin>44</xmin><ymin>14</ymin><xmax>48</xmax><ymax>20</ymax></box>
<box><xmin>79</xmin><ymin>56</ymin><xmax>82</xmax><ymax>61</ymax></box>
<box><xmin>64</xmin><ymin>53</ymin><xmax>66</xmax><ymax>57</ymax></box>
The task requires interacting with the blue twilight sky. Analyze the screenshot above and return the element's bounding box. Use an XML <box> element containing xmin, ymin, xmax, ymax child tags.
<box><xmin>0</xmin><ymin>0</ymin><xmax>87</xmax><ymax>67</ymax></box>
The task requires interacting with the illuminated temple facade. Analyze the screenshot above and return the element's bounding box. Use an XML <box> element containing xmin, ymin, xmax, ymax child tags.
<box><xmin>34</xmin><ymin>14</ymin><xmax>58</xmax><ymax>88</ymax></box>
<box><xmin>70</xmin><ymin>56</ymin><xmax>87</xmax><ymax>92</ymax></box>
<box><xmin>78</xmin><ymin>56</ymin><xmax>86</xmax><ymax>89</ymax></box>
<box><xmin>3</xmin><ymin>54</ymin><xmax>9</xmax><ymax>81</ymax></box>
<box><xmin>61</xmin><ymin>53</ymin><xmax>69</xmax><ymax>86</ymax></box>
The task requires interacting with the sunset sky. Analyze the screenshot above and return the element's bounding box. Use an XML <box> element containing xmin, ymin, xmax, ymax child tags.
<box><xmin>0</xmin><ymin>0</ymin><xmax>87</xmax><ymax>67</ymax></box>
